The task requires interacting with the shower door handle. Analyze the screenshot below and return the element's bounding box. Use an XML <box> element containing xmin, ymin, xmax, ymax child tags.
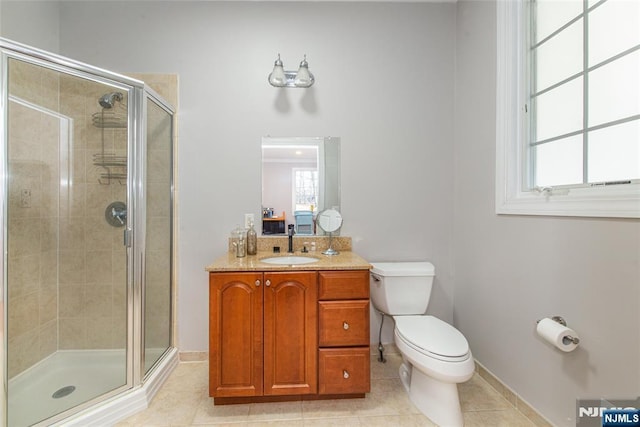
<box><xmin>123</xmin><ymin>228</ymin><xmax>132</xmax><ymax>247</ymax></box>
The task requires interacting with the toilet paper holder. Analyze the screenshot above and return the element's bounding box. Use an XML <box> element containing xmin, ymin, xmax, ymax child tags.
<box><xmin>536</xmin><ymin>316</ymin><xmax>580</xmax><ymax>345</ymax></box>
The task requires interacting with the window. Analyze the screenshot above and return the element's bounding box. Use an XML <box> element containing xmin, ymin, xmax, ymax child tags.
<box><xmin>496</xmin><ymin>0</ymin><xmax>640</xmax><ymax>218</ymax></box>
<box><xmin>293</xmin><ymin>168</ymin><xmax>318</xmax><ymax>212</ymax></box>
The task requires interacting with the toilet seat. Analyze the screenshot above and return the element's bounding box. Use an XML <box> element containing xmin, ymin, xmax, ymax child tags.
<box><xmin>394</xmin><ymin>315</ymin><xmax>470</xmax><ymax>362</ymax></box>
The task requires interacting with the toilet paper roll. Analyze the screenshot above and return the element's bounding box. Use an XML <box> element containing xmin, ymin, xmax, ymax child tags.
<box><xmin>536</xmin><ymin>317</ymin><xmax>579</xmax><ymax>352</ymax></box>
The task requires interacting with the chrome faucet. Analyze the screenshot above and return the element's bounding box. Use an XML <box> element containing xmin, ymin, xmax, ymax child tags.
<box><xmin>287</xmin><ymin>224</ymin><xmax>295</xmax><ymax>253</ymax></box>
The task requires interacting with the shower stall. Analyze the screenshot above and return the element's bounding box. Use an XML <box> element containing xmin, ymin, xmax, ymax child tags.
<box><xmin>0</xmin><ymin>38</ymin><xmax>177</xmax><ymax>426</ymax></box>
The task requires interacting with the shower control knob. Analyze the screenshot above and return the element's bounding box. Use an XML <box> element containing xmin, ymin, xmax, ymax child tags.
<box><xmin>255</xmin><ymin>280</ymin><xmax>260</xmax><ymax>287</ymax></box>
<box><xmin>343</xmin><ymin>370</ymin><xmax>350</xmax><ymax>379</ymax></box>
<box><xmin>105</xmin><ymin>201</ymin><xmax>127</xmax><ymax>228</ymax></box>
<box><xmin>343</xmin><ymin>322</ymin><xmax>349</xmax><ymax>330</ymax></box>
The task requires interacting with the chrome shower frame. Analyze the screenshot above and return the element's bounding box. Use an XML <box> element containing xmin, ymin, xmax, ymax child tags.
<box><xmin>0</xmin><ymin>37</ymin><xmax>177</xmax><ymax>426</ymax></box>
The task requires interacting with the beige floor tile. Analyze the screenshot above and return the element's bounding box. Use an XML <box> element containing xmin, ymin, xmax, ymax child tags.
<box><xmin>120</xmin><ymin>360</ymin><xmax>542</xmax><ymax>427</ymax></box>
<box><xmin>120</xmin><ymin>386</ymin><xmax>202</xmax><ymax>426</ymax></box>
<box><xmin>194</xmin><ymin>421</ymin><xmax>304</xmax><ymax>427</ymax></box>
<box><xmin>459</xmin><ymin>374</ymin><xmax>512</xmax><ymax>412</ymax></box>
<box><xmin>192</xmin><ymin>398</ymin><xmax>251</xmax><ymax>425</ymax></box>
<box><xmin>352</xmin><ymin>389</ymin><xmax>421</xmax><ymax>418</ymax></box>
<box><xmin>369</xmin><ymin>377</ymin><xmax>406</xmax><ymax>396</ymax></box>
<box><xmin>463</xmin><ymin>407</ymin><xmax>536</xmax><ymax>426</ymax></box>
<box><xmin>359</xmin><ymin>414</ymin><xmax>436</xmax><ymax>426</ymax></box>
<box><xmin>247</xmin><ymin>401</ymin><xmax>303</xmax><ymax>421</ymax></box>
<box><xmin>302</xmin><ymin>397</ymin><xmax>361</xmax><ymax>419</ymax></box>
<box><xmin>304</xmin><ymin>416</ymin><xmax>362</xmax><ymax>426</ymax></box>
<box><xmin>370</xmin><ymin>353</ymin><xmax>404</xmax><ymax>380</ymax></box>
<box><xmin>162</xmin><ymin>361</ymin><xmax>210</xmax><ymax>392</ymax></box>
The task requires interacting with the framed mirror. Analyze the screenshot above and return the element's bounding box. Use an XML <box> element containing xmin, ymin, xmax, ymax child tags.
<box><xmin>261</xmin><ymin>136</ymin><xmax>340</xmax><ymax>235</ymax></box>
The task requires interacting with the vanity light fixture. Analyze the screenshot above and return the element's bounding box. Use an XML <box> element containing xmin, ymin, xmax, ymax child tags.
<box><xmin>268</xmin><ymin>54</ymin><xmax>315</xmax><ymax>88</ymax></box>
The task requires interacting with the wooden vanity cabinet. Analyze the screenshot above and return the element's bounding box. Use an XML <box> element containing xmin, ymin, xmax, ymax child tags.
<box><xmin>209</xmin><ymin>268</ymin><xmax>371</xmax><ymax>403</ymax></box>
<box><xmin>209</xmin><ymin>271</ymin><xmax>317</xmax><ymax>399</ymax></box>
<box><xmin>317</xmin><ymin>270</ymin><xmax>371</xmax><ymax>395</ymax></box>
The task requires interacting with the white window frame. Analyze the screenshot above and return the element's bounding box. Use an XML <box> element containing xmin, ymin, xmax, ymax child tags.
<box><xmin>292</xmin><ymin>167</ymin><xmax>318</xmax><ymax>214</ymax></box>
<box><xmin>495</xmin><ymin>0</ymin><xmax>640</xmax><ymax>218</ymax></box>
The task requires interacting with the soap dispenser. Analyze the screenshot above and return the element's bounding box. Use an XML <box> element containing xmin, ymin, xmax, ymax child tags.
<box><xmin>246</xmin><ymin>221</ymin><xmax>257</xmax><ymax>255</ymax></box>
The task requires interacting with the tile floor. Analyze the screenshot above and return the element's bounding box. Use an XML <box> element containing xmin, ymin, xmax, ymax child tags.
<box><xmin>117</xmin><ymin>351</ymin><xmax>536</xmax><ymax>427</ymax></box>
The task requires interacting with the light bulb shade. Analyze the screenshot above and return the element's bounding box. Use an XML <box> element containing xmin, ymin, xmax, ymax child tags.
<box><xmin>268</xmin><ymin>54</ymin><xmax>315</xmax><ymax>88</ymax></box>
<box><xmin>294</xmin><ymin>56</ymin><xmax>314</xmax><ymax>87</ymax></box>
<box><xmin>268</xmin><ymin>54</ymin><xmax>287</xmax><ymax>87</ymax></box>
<box><xmin>268</xmin><ymin>64</ymin><xmax>286</xmax><ymax>87</ymax></box>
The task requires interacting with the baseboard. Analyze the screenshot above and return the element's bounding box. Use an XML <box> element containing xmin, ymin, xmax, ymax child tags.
<box><xmin>179</xmin><ymin>351</ymin><xmax>208</xmax><ymax>362</ymax></box>
<box><xmin>474</xmin><ymin>360</ymin><xmax>554</xmax><ymax>427</ymax></box>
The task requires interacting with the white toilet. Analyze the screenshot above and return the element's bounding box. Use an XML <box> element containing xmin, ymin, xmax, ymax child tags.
<box><xmin>370</xmin><ymin>262</ymin><xmax>474</xmax><ymax>427</ymax></box>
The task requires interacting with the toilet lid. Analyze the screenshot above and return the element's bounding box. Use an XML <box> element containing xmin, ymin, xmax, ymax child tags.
<box><xmin>395</xmin><ymin>315</ymin><xmax>469</xmax><ymax>358</ymax></box>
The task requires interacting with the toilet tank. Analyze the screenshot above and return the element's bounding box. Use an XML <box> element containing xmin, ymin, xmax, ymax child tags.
<box><xmin>369</xmin><ymin>262</ymin><xmax>435</xmax><ymax>315</ymax></box>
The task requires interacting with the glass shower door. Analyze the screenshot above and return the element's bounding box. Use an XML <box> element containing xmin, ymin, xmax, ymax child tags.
<box><xmin>143</xmin><ymin>94</ymin><xmax>173</xmax><ymax>375</ymax></box>
<box><xmin>4</xmin><ymin>56</ymin><xmax>130</xmax><ymax>426</ymax></box>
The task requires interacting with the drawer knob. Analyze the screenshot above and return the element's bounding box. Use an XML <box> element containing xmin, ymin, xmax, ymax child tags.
<box><xmin>343</xmin><ymin>322</ymin><xmax>349</xmax><ymax>330</ymax></box>
<box><xmin>265</xmin><ymin>279</ymin><xmax>271</xmax><ymax>287</ymax></box>
<box><xmin>255</xmin><ymin>280</ymin><xmax>260</xmax><ymax>287</ymax></box>
<box><xmin>343</xmin><ymin>370</ymin><xmax>350</xmax><ymax>379</ymax></box>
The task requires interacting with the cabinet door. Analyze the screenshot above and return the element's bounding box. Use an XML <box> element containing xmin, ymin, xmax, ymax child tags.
<box><xmin>209</xmin><ymin>272</ymin><xmax>263</xmax><ymax>397</ymax></box>
<box><xmin>263</xmin><ymin>271</ymin><xmax>318</xmax><ymax>395</ymax></box>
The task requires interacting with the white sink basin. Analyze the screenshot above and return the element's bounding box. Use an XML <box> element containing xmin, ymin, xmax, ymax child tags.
<box><xmin>260</xmin><ymin>256</ymin><xmax>320</xmax><ymax>265</ymax></box>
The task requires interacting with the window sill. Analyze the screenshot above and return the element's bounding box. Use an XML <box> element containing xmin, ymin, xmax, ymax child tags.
<box><xmin>496</xmin><ymin>185</ymin><xmax>640</xmax><ymax>218</ymax></box>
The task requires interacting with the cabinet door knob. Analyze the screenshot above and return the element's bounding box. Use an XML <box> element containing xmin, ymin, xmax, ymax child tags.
<box><xmin>343</xmin><ymin>370</ymin><xmax>350</xmax><ymax>379</ymax></box>
<box><xmin>343</xmin><ymin>321</ymin><xmax>349</xmax><ymax>330</ymax></box>
<box><xmin>265</xmin><ymin>279</ymin><xmax>271</xmax><ymax>287</ymax></box>
<box><xmin>255</xmin><ymin>280</ymin><xmax>260</xmax><ymax>287</ymax></box>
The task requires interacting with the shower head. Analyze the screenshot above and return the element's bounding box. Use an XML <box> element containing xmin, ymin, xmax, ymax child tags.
<box><xmin>99</xmin><ymin>92</ymin><xmax>124</xmax><ymax>109</ymax></box>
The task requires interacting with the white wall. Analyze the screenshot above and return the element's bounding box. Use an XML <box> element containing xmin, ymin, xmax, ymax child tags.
<box><xmin>54</xmin><ymin>1</ymin><xmax>457</xmax><ymax>351</ymax></box>
<box><xmin>0</xmin><ymin>0</ymin><xmax>60</xmax><ymax>53</ymax></box>
<box><xmin>453</xmin><ymin>2</ymin><xmax>640</xmax><ymax>426</ymax></box>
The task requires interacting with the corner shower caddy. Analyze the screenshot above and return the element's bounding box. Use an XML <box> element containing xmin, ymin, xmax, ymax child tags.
<box><xmin>92</xmin><ymin>92</ymin><xmax>127</xmax><ymax>184</ymax></box>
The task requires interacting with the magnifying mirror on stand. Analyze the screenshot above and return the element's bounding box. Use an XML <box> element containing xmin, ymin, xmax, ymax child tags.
<box><xmin>317</xmin><ymin>209</ymin><xmax>343</xmax><ymax>255</ymax></box>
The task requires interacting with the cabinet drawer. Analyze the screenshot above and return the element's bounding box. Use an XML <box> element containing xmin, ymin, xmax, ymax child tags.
<box><xmin>319</xmin><ymin>347</ymin><xmax>370</xmax><ymax>395</ymax></box>
<box><xmin>318</xmin><ymin>270</ymin><xmax>370</xmax><ymax>300</ymax></box>
<box><xmin>319</xmin><ymin>300</ymin><xmax>369</xmax><ymax>347</ymax></box>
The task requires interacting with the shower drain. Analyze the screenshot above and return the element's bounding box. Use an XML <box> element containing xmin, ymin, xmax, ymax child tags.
<box><xmin>52</xmin><ymin>385</ymin><xmax>76</xmax><ymax>399</ymax></box>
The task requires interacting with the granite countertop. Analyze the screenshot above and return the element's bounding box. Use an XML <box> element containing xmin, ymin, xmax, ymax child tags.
<box><xmin>206</xmin><ymin>250</ymin><xmax>371</xmax><ymax>272</ymax></box>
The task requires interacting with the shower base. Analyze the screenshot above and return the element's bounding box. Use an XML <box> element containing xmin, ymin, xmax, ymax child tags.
<box><xmin>8</xmin><ymin>348</ymin><xmax>174</xmax><ymax>426</ymax></box>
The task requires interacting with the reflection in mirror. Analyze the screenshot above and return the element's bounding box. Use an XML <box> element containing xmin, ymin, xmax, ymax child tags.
<box><xmin>261</xmin><ymin>136</ymin><xmax>340</xmax><ymax>235</ymax></box>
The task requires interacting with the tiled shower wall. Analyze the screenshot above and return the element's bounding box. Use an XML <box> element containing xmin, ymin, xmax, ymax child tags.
<box><xmin>56</xmin><ymin>74</ymin><xmax>128</xmax><ymax>352</ymax></box>
<box><xmin>7</xmin><ymin>61</ymin><xmax>61</xmax><ymax>378</ymax></box>
<box><xmin>7</xmin><ymin>59</ymin><xmax>128</xmax><ymax>378</ymax></box>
